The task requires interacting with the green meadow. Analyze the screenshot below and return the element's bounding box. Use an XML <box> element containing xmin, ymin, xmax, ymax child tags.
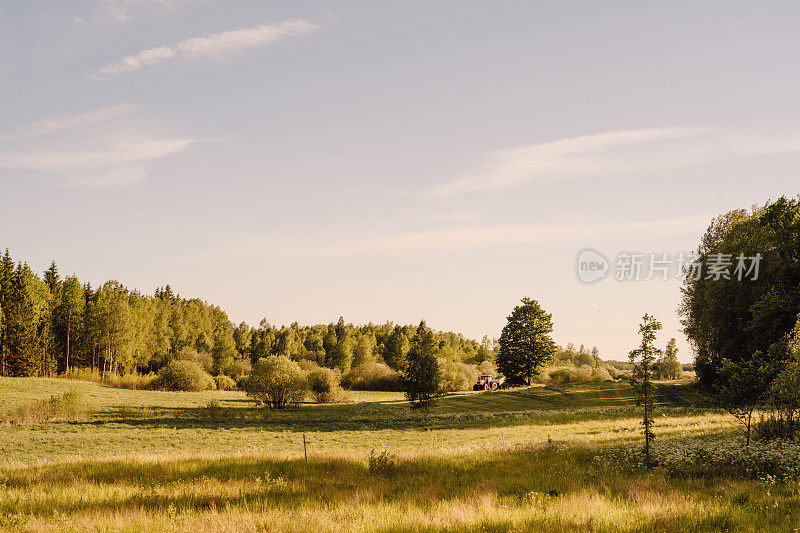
<box><xmin>1</xmin><ymin>377</ymin><xmax>798</xmax><ymax>532</ymax></box>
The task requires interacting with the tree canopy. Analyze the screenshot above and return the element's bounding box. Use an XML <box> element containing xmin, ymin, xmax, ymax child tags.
<box><xmin>496</xmin><ymin>297</ymin><xmax>556</xmax><ymax>385</ymax></box>
<box><xmin>681</xmin><ymin>196</ymin><xmax>800</xmax><ymax>388</ymax></box>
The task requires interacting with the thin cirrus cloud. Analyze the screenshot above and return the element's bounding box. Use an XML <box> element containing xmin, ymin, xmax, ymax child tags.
<box><xmin>224</xmin><ymin>214</ymin><xmax>711</xmax><ymax>259</ymax></box>
<box><xmin>0</xmin><ymin>105</ymin><xmax>197</xmax><ymax>188</ymax></box>
<box><xmin>0</xmin><ymin>103</ymin><xmax>142</xmax><ymax>140</ymax></box>
<box><xmin>99</xmin><ymin>0</ymin><xmax>180</xmax><ymax>23</ymax></box>
<box><xmin>93</xmin><ymin>18</ymin><xmax>319</xmax><ymax>78</ymax></box>
<box><xmin>436</xmin><ymin>127</ymin><xmax>800</xmax><ymax>196</ymax></box>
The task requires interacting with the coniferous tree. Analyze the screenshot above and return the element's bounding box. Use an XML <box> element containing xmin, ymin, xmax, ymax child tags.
<box><xmin>629</xmin><ymin>314</ymin><xmax>662</xmax><ymax>466</ymax></box>
<box><xmin>496</xmin><ymin>298</ymin><xmax>556</xmax><ymax>385</ymax></box>
<box><xmin>403</xmin><ymin>320</ymin><xmax>440</xmax><ymax>410</ymax></box>
<box><xmin>0</xmin><ymin>249</ymin><xmax>14</xmax><ymax>376</ymax></box>
<box><xmin>6</xmin><ymin>265</ymin><xmax>40</xmax><ymax>376</ymax></box>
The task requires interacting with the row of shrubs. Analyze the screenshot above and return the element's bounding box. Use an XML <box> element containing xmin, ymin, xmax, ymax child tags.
<box><xmin>536</xmin><ymin>364</ymin><xmax>615</xmax><ymax>386</ymax></box>
<box><xmin>64</xmin><ymin>359</ymin><xmax>624</xmax><ymax>396</ymax></box>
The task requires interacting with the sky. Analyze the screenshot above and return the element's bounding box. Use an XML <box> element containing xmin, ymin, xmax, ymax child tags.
<box><xmin>2</xmin><ymin>1</ymin><xmax>800</xmax><ymax>362</ymax></box>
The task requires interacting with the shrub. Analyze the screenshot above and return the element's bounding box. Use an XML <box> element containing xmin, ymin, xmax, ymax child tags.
<box><xmin>342</xmin><ymin>362</ymin><xmax>403</xmax><ymax>391</ymax></box>
<box><xmin>220</xmin><ymin>357</ymin><xmax>251</xmax><ymax>382</ymax></box>
<box><xmin>438</xmin><ymin>358</ymin><xmax>477</xmax><ymax>392</ymax></box>
<box><xmin>477</xmin><ymin>360</ymin><xmax>496</xmax><ymax>376</ymax></box>
<box><xmin>176</xmin><ymin>347</ymin><xmax>214</xmax><ymax>373</ymax></box>
<box><xmin>152</xmin><ymin>360</ymin><xmax>215</xmax><ymax>391</ymax></box>
<box><xmin>307</xmin><ymin>366</ymin><xmax>342</xmax><ymax>403</ymax></box>
<box><xmin>214</xmin><ymin>374</ymin><xmax>238</xmax><ymax>391</ymax></box>
<box><xmin>754</xmin><ymin>413</ymin><xmax>800</xmax><ymax>442</ymax></box>
<box><xmin>245</xmin><ymin>356</ymin><xmax>308</xmax><ymax>409</ymax></box>
<box><xmin>368</xmin><ymin>450</ymin><xmax>395</xmax><ymax>477</ymax></box>
<box><xmin>7</xmin><ymin>391</ymin><xmax>92</xmax><ymax>425</ymax></box>
<box><xmin>542</xmin><ymin>364</ymin><xmax>614</xmax><ymax>386</ymax></box>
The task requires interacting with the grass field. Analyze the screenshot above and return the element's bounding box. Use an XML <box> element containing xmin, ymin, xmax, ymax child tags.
<box><xmin>1</xmin><ymin>377</ymin><xmax>798</xmax><ymax>532</ymax></box>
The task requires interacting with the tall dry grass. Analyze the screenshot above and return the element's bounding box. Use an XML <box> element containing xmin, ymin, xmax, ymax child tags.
<box><xmin>5</xmin><ymin>390</ymin><xmax>92</xmax><ymax>425</ymax></box>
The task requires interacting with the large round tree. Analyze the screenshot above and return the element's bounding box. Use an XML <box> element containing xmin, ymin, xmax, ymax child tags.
<box><xmin>680</xmin><ymin>196</ymin><xmax>800</xmax><ymax>388</ymax></box>
<box><xmin>497</xmin><ymin>298</ymin><xmax>556</xmax><ymax>385</ymax></box>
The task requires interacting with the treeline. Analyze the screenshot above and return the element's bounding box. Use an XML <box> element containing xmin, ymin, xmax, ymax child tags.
<box><xmin>0</xmin><ymin>249</ymin><xmax>494</xmax><ymax>380</ymax></box>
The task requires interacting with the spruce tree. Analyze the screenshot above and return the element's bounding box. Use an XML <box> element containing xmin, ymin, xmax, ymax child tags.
<box><xmin>0</xmin><ymin>249</ymin><xmax>13</xmax><ymax>376</ymax></box>
<box><xmin>629</xmin><ymin>313</ymin><xmax>662</xmax><ymax>467</ymax></box>
<box><xmin>403</xmin><ymin>320</ymin><xmax>440</xmax><ymax>410</ymax></box>
<box><xmin>6</xmin><ymin>266</ymin><xmax>39</xmax><ymax>376</ymax></box>
<box><xmin>496</xmin><ymin>298</ymin><xmax>556</xmax><ymax>385</ymax></box>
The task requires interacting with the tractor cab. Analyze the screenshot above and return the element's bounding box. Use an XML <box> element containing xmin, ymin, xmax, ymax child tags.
<box><xmin>473</xmin><ymin>375</ymin><xmax>499</xmax><ymax>391</ymax></box>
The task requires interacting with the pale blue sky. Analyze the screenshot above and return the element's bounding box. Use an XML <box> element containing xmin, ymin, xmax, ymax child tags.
<box><xmin>3</xmin><ymin>1</ymin><xmax>800</xmax><ymax>361</ymax></box>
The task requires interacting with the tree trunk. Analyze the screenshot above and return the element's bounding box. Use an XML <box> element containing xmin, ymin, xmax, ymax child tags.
<box><xmin>746</xmin><ymin>409</ymin><xmax>752</xmax><ymax>446</ymax></box>
<box><xmin>66</xmin><ymin>314</ymin><xmax>71</xmax><ymax>373</ymax></box>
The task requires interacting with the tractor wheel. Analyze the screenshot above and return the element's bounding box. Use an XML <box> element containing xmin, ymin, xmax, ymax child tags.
<box><xmin>491</xmin><ymin>381</ymin><xmax>498</xmax><ymax>390</ymax></box>
<box><xmin>483</xmin><ymin>384</ymin><xmax>490</xmax><ymax>391</ymax></box>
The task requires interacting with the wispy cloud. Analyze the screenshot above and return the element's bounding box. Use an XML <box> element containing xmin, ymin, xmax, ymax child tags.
<box><xmin>436</xmin><ymin>127</ymin><xmax>800</xmax><ymax>196</ymax></box>
<box><xmin>94</xmin><ymin>18</ymin><xmax>319</xmax><ymax>78</ymax></box>
<box><xmin>1</xmin><ymin>103</ymin><xmax>142</xmax><ymax>140</ymax></box>
<box><xmin>99</xmin><ymin>0</ymin><xmax>175</xmax><ymax>22</ymax></box>
<box><xmin>0</xmin><ymin>104</ymin><xmax>197</xmax><ymax>188</ymax></box>
<box><xmin>224</xmin><ymin>214</ymin><xmax>711</xmax><ymax>259</ymax></box>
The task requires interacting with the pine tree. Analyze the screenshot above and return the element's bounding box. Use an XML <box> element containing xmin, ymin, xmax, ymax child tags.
<box><xmin>629</xmin><ymin>313</ymin><xmax>662</xmax><ymax>467</ymax></box>
<box><xmin>0</xmin><ymin>249</ymin><xmax>14</xmax><ymax>376</ymax></box>
<box><xmin>496</xmin><ymin>298</ymin><xmax>556</xmax><ymax>385</ymax></box>
<box><xmin>6</xmin><ymin>265</ymin><xmax>39</xmax><ymax>376</ymax></box>
<box><xmin>44</xmin><ymin>261</ymin><xmax>61</xmax><ymax>296</ymax></box>
<box><xmin>403</xmin><ymin>320</ymin><xmax>440</xmax><ymax>410</ymax></box>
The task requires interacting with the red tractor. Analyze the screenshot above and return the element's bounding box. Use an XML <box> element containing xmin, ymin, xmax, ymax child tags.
<box><xmin>473</xmin><ymin>375</ymin><xmax>503</xmax><ymax>391</ymax></box>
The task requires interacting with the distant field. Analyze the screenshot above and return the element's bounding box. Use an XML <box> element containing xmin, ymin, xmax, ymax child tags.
<box><xmin>2</xmin><ymin>377</ymin><xmax>795</xmax><ymax>532</ymax></box>
<box><xmin>0</xmin><ymin>377</ymin><xmax>719</xmax><ymax>463</ymax></box>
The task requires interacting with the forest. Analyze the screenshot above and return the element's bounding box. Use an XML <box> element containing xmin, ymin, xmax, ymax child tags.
<box><xmin>0</xmin><ymin>250</ymin><xmax>495</xmax><ymax>383</ymax></box>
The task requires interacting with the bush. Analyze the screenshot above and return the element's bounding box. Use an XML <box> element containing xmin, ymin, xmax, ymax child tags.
<box><xmin>438</xmin><ymin>358</ymin><xmax>478</xmax><ymax>392</ymax></box>
<box><xmin>307</xmin><ymin>366</ymin><xmax>343</xmax><ymax>403</ymax></box>
<box><xmin>477</xmin><ymin>360</ymin><xmax>496</xmax><ymax>376</ymax></box>
<box><xmin>220</xmin><ymin>357</ymin><xmax>251</xmax><ymax>382</ymax></box>
<box><xmin>754</xmin><ymin>413</ymin><xmax>800</xmax><ymax>442</ymax></box>
<box><xmin>7</xmin><ymin>391</ymin><xmax>92</xmax><ymax>425</ymax></box>
<box><xmin>214</xmin><ymin>374</ymin><xmax>238</xmax><ymax>391</ymax></box>
<box><xmin>542</xmin><ymin>364</ymin><xmax>613</xmax><ymax>386</ymax></box>
<box><xmin>368</xmin><ymin>450</ymin><xmax>395</xmax><ymax>477</ymax></box>
<box><xmin>176</xmin><ymin>347</ymin><xmax>214</xmax><ymax>373</ymax></box>
<box><xmin>245</xmin><ymin>356</ymin><xmax>308</xmax><ymax>409</ymax></box>
<box><xmin>152</xmin><ymin>360</ymin><xmax>215</xmax><ymax>391</ymax></box>
<box><xmin>342</xmin><ymin>362</ymin><xmax>403</xmax><ymax>391</ymax></box>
